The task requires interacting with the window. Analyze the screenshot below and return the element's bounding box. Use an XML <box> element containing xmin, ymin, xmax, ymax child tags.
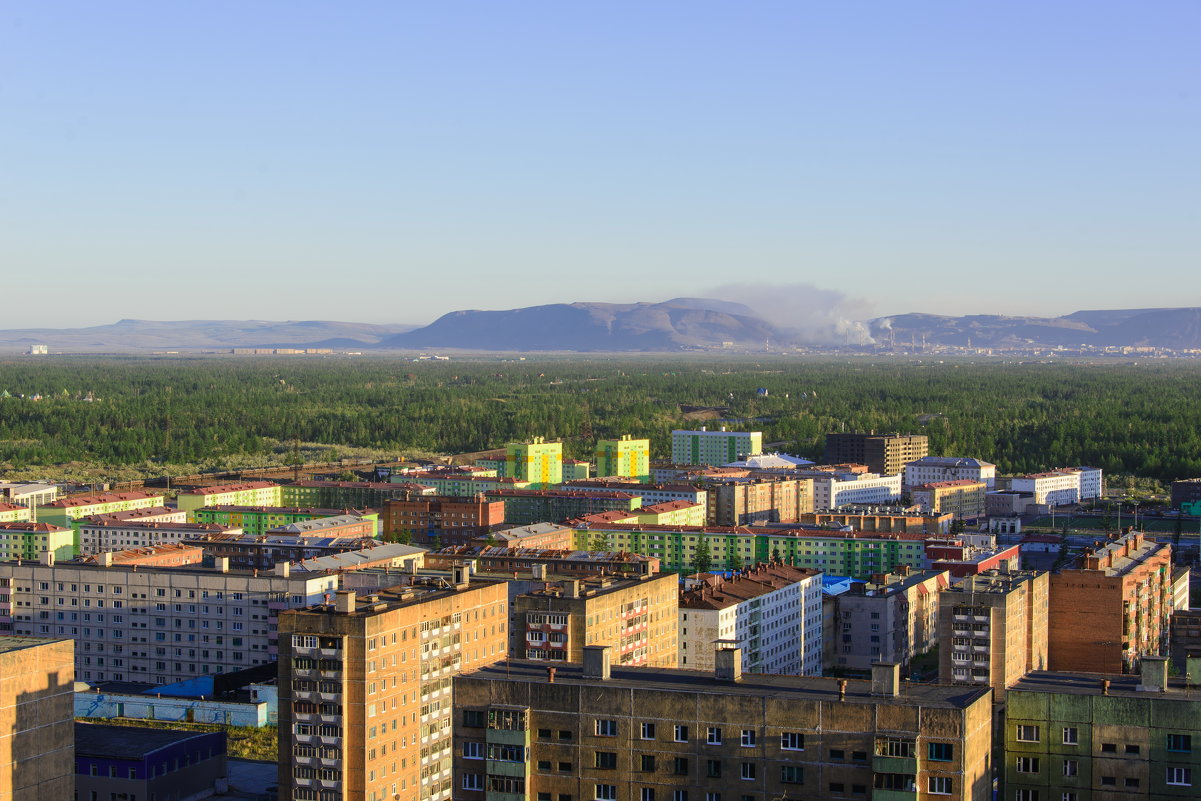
<box><xmin>594</xmin><ymin>752</ymin><xmax>616</xmax><ymax>770</ymax></box>
<box><xmin>928</xmin><ymin>777</ymin><xmax>952</xmax><ymax>795</ymax></box>
<box><xmin>780</xmin><ymin>731</ymin><xmax>804</xmax><ymax>750</ymax></box>
<box><xmin>595</xmin><ymin>785</ymin><xmax>617</xmax><ymax>801</ymax></box>
<box><xmin>704</xmin><ymin>795</ymin><xmax>721</xmax><ymax>801</ymax></box>
<box><xmin>1061</xmin><ymin>727</ymin><xmax>1078</xmax><ymax>745</ymax></box>
<box><xmin>1016</xmin><ymin>757</ymin><xmax>1040</xmax><ymax>774</ymax></box>
<box><xmin>1124</xmin><ymin>744</ymin><xmax>1140</xmax><ymax>755</ymax></box>
<box><xmin>1168</xmin><ymin>734</ymin><xmax>1192</xmax><ymax>752</ymax></box>
<box><xmin>780</xmin><ymin>765</ymin><xmax>803</xmax><ymax>784</ymax></box>
<box><xmin>1124</xmin><ymin>778</ymin><xmax>1139</xmax><ymax>788</ymax></box>
<box><xmin>462</xmin><ymin>774</ymin><xmax>483</xmax><ymax>791</ymax></box>
<box><xmin>707</xmin><ymin>727</ymin><xmax>723</xmax><ymax>745</ymax></box>
<box><xmin>640</xmin><ymin>755</ymin><xmax>655</xmax><ymax>772</ymax></box>
<box><xmin>595</xmin><ymin>719</ymin><xmax>617</xmax><ymax>737</ymax></box>
<box><xmin>641</xmin><ymin>723</ymin><xmax>656</xmax><ymax>740</ymax></box>
<box><xmin>463</xmin><ymin>742</ymin><xmax>483</xmax><ymax>759</ymax></box>
<box><xmin>1061</xmin><ymin>794</ymin><xmax>1077</xmax><ymax>801</ymax></box>
<box><xmin>1062</xmin><ymin>760</ymin><xmax>1077</xmax><ymax>777</ymax></box>
<box><xmin>641</xmin><ymin>790</ymin><xmax>655</xmax><ymax>801</ymax></box>
<box><xmin>463</xmin><ymin>710</ymin><xmax>485</xmax><ymax>727</ymax></box>
<box><xmin>1100</xmin><ymin>777</ymin><xmax>1115</xmax><ymax>787</ymax></box>
<box><xmin>672</xmin><ymin>757</ymin><xmax>689</xmax><ymax>775</ymax></box>
<box><xmin>673</xmin><ymin>793</ymin><xmax>688</xmax><ymax>801</ymax></box>
<box><xmin>740</xmin><ymin>763</ymin><xmax>755</xmax><ymax>780</ymax></box>
<box><xmin>927</xmin><ymin>742</ymin><xmax>953</xmax><ymax>762</ymax></box>
<box><xmin>740</xmin><ymin>729</ymin><xmax>756</xmax><ymax>747</ymax></box>
<box><xmin>674</xmin><ymin>725</ymin><xmax>689</xmax><ymax>742</ymax></box>
<box><xmin>1100</xmin><ymin>743</ymin><xmax>1117</xmax><ymax>753</ymax></box>
<box><xmin>1014</xmin><ymin>792</ymin><xmax>1039</xmax><ymax>801</ymax></box>
<box><xmin>706</xmin><ymin>759</ymin><xmax>722</xmax><ymax>778</ymax></box>
<box><xmin>1016</xmin><ymin>725</ymin><xmax>1040</xmax><ymax>743</ymax></box>
<box><xmin>1166</xmin><ymin>767</ymin><xmax>1192</xmax><ymax>786</ymax></box>
<box><xmin>828</xmin><ymin>749</ymin><xmax>844</xmax><ymax>760</ymax></box>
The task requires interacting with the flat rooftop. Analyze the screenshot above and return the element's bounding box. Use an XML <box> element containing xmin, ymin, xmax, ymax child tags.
<box><xmin>294</xmin><ymin>577</ymin><xmax>505</xmax><ymax>617</ymax></box>
<box><xmin>0</xmin><ymin>635</ymin><xmax>71</xmax><ymax>654</ymax></box>
<box><xmin>462</xmin><ymin>660</ymin><xmax>990</xmax><ymax>710</ymax></box>
<box><xmin>1011</xmin><ymin>670</ymin><xmax>1193</xmax><ymax>699</ymax></box>
<box><xmin>75</xmin><ymin>721</ymin><xmax>218</xmax><ymax>759</ymax></box>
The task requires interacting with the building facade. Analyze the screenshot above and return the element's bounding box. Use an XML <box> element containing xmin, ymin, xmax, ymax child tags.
<box><xmin>910</xmin><ymin>480</ymin><xmax>987</xmax><ymax>522</ymax></box>
<box><xmin>192</xmin><ymin>505</ymin><xmax>379</xmax><ymax>536</ymax></box>
<box><xmin>0</xmin><ymin>636</ymin><xmax>75</xmax><ymax>801</ymax></box>
<box><xmin>810</xmin><ymin>472</ymin><xmax>903</xmax><ymax>512</ymax></box>
<box><xmin>671</xmin><ymin>427</ymin><xmax>763</xmax><ymax>465</ymax></box>
<box><xmin>0</xmin><ymin>522</ymin><xmax>74</xmax><ymax>562</ymax></box>
<box><xmin>176</xmin><ymin>481</ymin><xmax>283</xmax><ymax>513</ymax></box>
<box><xmin>505</xmin><ymin>438</ymin><xmax>563</xmax><ymax>488</ymax></box>
<box><xmin>904</xmin><ymin>457</ymin><xmax>997</xmax><ymax>490</ymax></box>
<box><xmin>77</xmin><ymin>520</ymin><xmax>239</xmax><ymax>556</ymax></box>
<box><xmin>383</xmin><ymin>496</ymin><xmax>506</xmax><ymax>545</ymax></box>
<box><xmin>595</xmin><ymin>436</ymin><xmax>651</xmax><ymax>482</ymax></box>
<box><xmin>825</xmin><ymin>433</ymin><xmax>930</xmax><ymax>477</ymax></box>
<box><xmin>830</xmin><ymin>568</ymin><xmax>949</xmax><ymax>673</ymax></box>
<box><xmin>705</xmin><ymin>477</ymin><xmax>815</xmax><ymax>526</ymax></box>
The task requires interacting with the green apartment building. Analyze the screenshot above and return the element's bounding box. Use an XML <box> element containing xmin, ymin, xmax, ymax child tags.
<box><xmin>390</xmin><ymin>473</ymin><xmax>530</xmax><ymax>496</ymax></box>
<box><xmin>671</xmin><ymin>427</ymin><xmax>763</xmax><ymax>466</ymax></box>
<box><xmin>595</xmin><ymin>435</ymin><xmax>651</xmax><ymax>482</ymax></box>
<box><xmin>280</xmin><ymin>480</ymin><xmax>435</xmax><ymax>509</ymax></box>
<box><xmin>485</xmin><ymin>489</ymin><xmax>643</xmax><ymax>526</ymax></box>
<box><xmin>0</xmin><ymin>522</ymin><xmax>75</xmax><ymax>562</ymax></box>
<box><xmin>569</xmin><ymin>523</ymin><xmax>930</xmax><ymax>578</ymax></box>
<box><xmin>37</xmin><ymin>490</ymin><xmax>164</xmax><ymax>549</ymax></box>
<box><xmin>0</xmin><ymin>503</ymin><xmax>32</xmax><ymax>524</ymax></box>
<box><xmin>505</xmin><ymin>438</ymin><xmax>563</xmax><ymax>488</ymax></box>
<box><xmin>1004</xmin><ymin>660</ymin><xmax>1201</xmax><ymax>801</ymax></box>
<box><xmin>175</xmin><ymin>481</ymin><xmax>283</xmax><ymax>513</ymax></box>
<box><xmin>191</xmin><ymin>505</ymin><xmax>379</xmax><ymax>536</ymax></box>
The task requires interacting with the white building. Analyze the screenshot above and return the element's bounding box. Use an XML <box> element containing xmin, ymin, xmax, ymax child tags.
<box><xmin>77</xmin><ymin>521</ymin><xmax>243</xmax><ymax>556</ymax></box>
<box><xmin>679</xmin><ymin>563</ymin><xmax>823</xmax><ymax>676</ymax></box>
<box><xmin>1009</xmin><ymin>470</ymin><xmax>1083</xmax><ymax>506</ymax></box>
<box><xmin>1067</xmin><ymin>466</ymin><xmax>1104</xmax><ymax>500</ymax></box>
<box><xmin>670</xmin><ymin>427</ymin><xmax>763</xmax><ymax>466</ymax></box>
<box><xmin>811</xmin><ymin>472</ymin><xmax>902</xmax><ymax>511</ymax></box>
<box><xmin>0</xmin><ymin>556</ymin><xmax>338</xmax><ymax>685</ymax></box>
<box><xmin>903</xmin><ymin>457</ymin><xmax>997</xmax><ymax>489</ymax></box>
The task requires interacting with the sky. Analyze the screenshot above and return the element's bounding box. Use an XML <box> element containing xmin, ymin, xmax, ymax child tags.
<box><xmin>3</xmin><ymin>2</ymin><xmax>1199</xmax><ymax>328</ymax></box>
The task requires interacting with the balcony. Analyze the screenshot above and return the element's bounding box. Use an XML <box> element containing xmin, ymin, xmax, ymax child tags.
<box><xmin>486</xmin><ymin>759</ymin><xmax>529</xmax><ymax>778</ymax></box>
<box><xmin>873</xmin><ymin>755</ymin><xmax>918</xmax><ymax>774</ymax></box>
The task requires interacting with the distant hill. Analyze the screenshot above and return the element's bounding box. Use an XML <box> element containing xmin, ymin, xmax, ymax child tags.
<box><xmin>376</xmin><ymin>299</ymin><xmax>785</xmax><ymax>351</ymax></box>
<box><xmin>0</xmin><ymin>319</ymin><xmax>417</xmax><ymax>352</ymax></box>
<box><xmin>868</xmin><ymin>308</ymin><xmax>1201</xmax><ymax>349</ymax></box>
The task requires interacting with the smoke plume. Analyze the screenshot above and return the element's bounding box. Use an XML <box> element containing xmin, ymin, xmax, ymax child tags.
<box><xmin>701</xmin><ymin>282</ymin><xmax>875</xmax><ymax>345</ymax></box>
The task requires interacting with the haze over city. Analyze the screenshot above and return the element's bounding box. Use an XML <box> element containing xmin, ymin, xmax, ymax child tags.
<box><xmin>4</xmin><ymin>2</ymin><xmax>1199</xmax><ymax>328</ymax></box>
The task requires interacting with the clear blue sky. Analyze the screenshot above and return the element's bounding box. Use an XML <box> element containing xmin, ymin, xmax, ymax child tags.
<box><xmin>3</xmin><ymin>2</ymin><xmax>1198</xmax><ymax>328</ymax></box>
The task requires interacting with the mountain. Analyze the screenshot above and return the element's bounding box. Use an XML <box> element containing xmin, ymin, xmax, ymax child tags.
<box><xmin>868</xmin><ymin>308</ymin><xmax>1201</xmax><ymax>349</ymax></box>
<box><xmin>0</xmin><ymin>319</ymin><xmax>417</xmax><ymax>352</ymax></box>
<box><xmin>376</xmin><ymin>299</ymin><xmax>785</xmax><ymax>351</ymax></box>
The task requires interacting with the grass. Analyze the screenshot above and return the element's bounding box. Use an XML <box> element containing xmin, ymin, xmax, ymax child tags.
<box><xmin>76</xmin><ymin>717</ymin><xmax>278</xmax><ymax>761</ymax></box>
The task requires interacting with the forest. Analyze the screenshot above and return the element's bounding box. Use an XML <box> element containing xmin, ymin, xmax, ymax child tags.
<box><xmin>0</xmin><ymin>354</ymin><xmax>1198</xmax><ymax>485</ymax></box>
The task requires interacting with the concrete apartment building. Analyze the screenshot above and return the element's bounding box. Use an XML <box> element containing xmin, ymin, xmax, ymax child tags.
<box><xmin>89</xmin><ymin>505</ymin><xmax>188</xmax><ymax>525</ymax></box>
<box><xmin>671</xmin><ymin>427</ymin><xmax>763</xmax><ymax>465</ymax></box>
<box><xmin>0</xmin><ymin>503</ymin><xmax>31</xmax><ymax>524</ymax></box>
<box><xmin>830</xmin><ymin>568</ymin><xmax>949</xmax><ymax>673</ymax></box>
<box><xmin>183</xmin><ymin>532</ymin><xmax>383</xmax><ymax>570</ymax></box>
<box><xmin>938</xmin><ymin>570</ymin><xmax>1049</xmax><ymax>700</ymax></box>
<box><xmin>80</xmin><ymin>544</ymin><xmax>206</xmax><ymax>568</ymax></box>
<box><xmin>1048</xmin><ymin>530</ymin><xmax>1172</xmax><ymax>674</ymax></box>
<box><xmin>192</xmin><ymin>505</ymin><xmax>379</xmax><ymax>536</ymax></box>
<box><xmin>176</xmin><ymin>481</ymin><xmax>283</xmax><ymax>513</ymax></box>
<box><xmin>824</xmin><ymin>433</ymin><xmax>930</xmax><ymax>476</ymax></box>
<box><xmin>807</xmin><ymin>471</ymin><xmax>903</xmax><ymax>511</ymax></box>
<box><xmin>1171</xmin><ymin>477</ymin><xmax>1201</xmax><ymax>512</ymax></box>
<box><xmin>563</xmin><ymin>480</ymin><xmax>709</xmax><ymax>517</ymax></box>
<box><xmin>36</xmin><ymin>490</ymin><xmax>162</xmax><ymax>533</ymax></box>
<box><xmin>277</xmin><ymin>575</ymin><xmax>510</xmax><ymax>801</ymax></box>
<box><xmin>505</xmin><ymin>438</ymin><xmax>563</xmax><ymax>488</ymax></box>
<box><xmin>595</xmin><ymin>435</ymin><xmax>651</xmax><ymax>482</ymax></box>
<box><xmin>453</xmin><ymin>650</ymin><xmax>995</xmax><ymax>801</ymax></box>
<box><xmin>283</xmin><ymin>480</ymin><xmax>437</xmax><ymax>509</ymax></box>
<box><xmin>0</xmin><ymin>637</ymin><xmax>75</xmax><ymax>801</ymax></box>
<box><xmin>0</xmin><ymin>482</ymin><xmax>58</xmax><ymax>512</ymax></box>
<box><xmin>77</xmin><ymin>519</ymin><xmax>240</xmax><ymax>556</ymax></box>
<box><xmin>910</xmin><ymin>480</ymin><xmax>987</xmax><ymax>522</ymax></box>
<box><xmin>0</xmin><ymin>522</ymin><xmax>74</xmax><ymax>562</ymax></box>
<box><xmin>904</xmin><ymin>457</ymin><xmax>997</xmax><ymax>490</ymax></box>
<box><xmin>486</xmin><ymin>489</ymin><xmax>643</xmax><ymax>526</ymax></box>
<box><xmin>425</xmin><ymin>546</ymin><xmax>661</xmax><ymax>579</ymax></box>
<box><xmin>679</xmin><ymin>563</ymin><xmax>823</xmax><ymax>675</ymax></box>
<box><xmin>74</xmin><ymin>722</ymin><xmax>227</xmax><ymax>801</ymax></box>
<box><xmin>382</xmin><ymin>496</ymin><xmax>505</xmax><ymax>544</ymax></box>
<box><xmin>797</xmin><ymin>510</ymin><xmax>953</xmax><ymax>535</ymax></box>
<box><xmin>0</xmin><ymin>557</ymin><xmax>339</xmax><ymax>685</ymax></box>
<box><xmin>1005</xmin><ymin>659</ymin><xmax>1201</xmax><ymax>801</ymax></box>
<box><xmin>703</xmin><ymin>476</ymin><xmax>815</xmax><ymax>526</ymax></box>
<box><xmin>509</xmin><ymin>572</ymin><xmax>678</xmax><ymax>668</ymax></box>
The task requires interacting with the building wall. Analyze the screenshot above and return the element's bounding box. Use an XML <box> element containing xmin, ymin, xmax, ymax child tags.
<box><xmin>595</xmin><ymin>436</ymin><xmax>650</xmax><ymax>483</ymax></box>
<box><xmin>0</xmin><ymin>638</ymin><xmax>75</xmax><ymax>801</ymax></box>
<box><xmin>505</xmin><ymin>439</ymin><xmax>563</xmax><ymax>488</ymax></box>
<box><xmin>813</xmin><ymin>474</ymin><xmax>903</xmax><ymax>511</ymax></box>
<box><xmin>904</xmin><ymin>459</ymin><xmax>997</xmax><ymax>490</ymax></box>
<box><xmin>825</xmin><ymin>434</ymin><xmax>929</xmax><ymax>476</ymax></box>
<box><xmin>671</xmin><ymin>429</ymin><xmax>763</xmax><ymax>466</ymax></box>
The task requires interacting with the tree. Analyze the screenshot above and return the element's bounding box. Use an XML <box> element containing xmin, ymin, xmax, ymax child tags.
<box><xmin>693</xmin><ymin>539</ymin><xmax>712</xmax><ymax>576</ymax></box>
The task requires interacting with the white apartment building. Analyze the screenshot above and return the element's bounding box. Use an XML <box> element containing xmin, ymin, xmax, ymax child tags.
<box><xmin>903</xmin><ymin>457</ymin><xmax>997</xmax><ymax>489</ymax></box>
<box><xmin>812</xmin><ymin>472</ymin><xmax>902</xmax><ymax>511</ymax></box>
<box><xmin>562</xmin><ymin>481</ymin><xmax>709</xmax><ymax>517</ymax></box>
<box><xmin>678</xmin><ymin>563</ymin><xmax>823</xmax><ymax>676</ymax></box>
<box><xmin>77</xmin><ymin>520</ymin><xmax>242</xmax><ymax>556</ymax></box>
<box><xmin>1067</xmin><ymin>466</ymin><xmax>1104</xmax><ymax>500</ymax></box>
<box><xmin>0</xmin><ymin>557</ymin><xmax>338</xmax><ymax>685</ymax></box>
<box><xmin>1009</xmin><ymin>470</ymin><xmax>1094</xmax><ymax>506</ymax></box>
<box><xmin>670</xmin><ymin>427</ymin><xmax>763</xmax><ymax>466</ymax></box>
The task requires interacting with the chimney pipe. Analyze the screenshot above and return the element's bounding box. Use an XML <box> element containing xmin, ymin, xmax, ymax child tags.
<box><xmin>547</xmin><ymin>666</ymin><xmax>556</xmax><ymax>683</ymax></box>
<box><xmin>1101</xmin><ymin>679</ymin><xmax>1110</xmax><ymax>695</ymax></box>
<box><xmin>215</xmin><ymin>556</ymin><xmax>230</xmax><ymax>573</ymax></box>
<box><xmin>838</xmin><ymin>680</ymin><xmax>847</xmax><ymax>701</ymax></box>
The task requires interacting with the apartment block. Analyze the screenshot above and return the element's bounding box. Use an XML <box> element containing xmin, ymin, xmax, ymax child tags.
<box><xmin>176</xmin><ymin>481</ymin><xmax>283</xmax><ymax>513</ymax></box>
<box><xmin>679</xmin><ymin>563</ymin><xmax>823</xmax><ymax>675</ymax></box>
<box><xmin>77</xmin><ymin>520</ymin><xmax>240</xmax><ymax>556</ymax></box>
<box><xmin>797</xmin><ymin>510</ymin><xmax>953</xmax><ymax>535</ymax></box>
<box><xmin>0</xmin><ymin>636</ymin><xmax>75</xmax><ymax>801</ymax></box>
<box><xmin>1005</xmin><ymin>659</ymin><xmax>1201</xmax><ymax>801</ymax></box>
<box><xmin>671</xmin><ymin>427</ymin><xmax>763</xmax><ymax>465</ymax></box>
<box><xmin>80</xmin><ymin>544</ymin><xmax>206</xmax><ymax>568</ymax></box>
<box><xmin>634</xmin><ymin>501</ymin><xmax>706</xmax><ymax>527</ymax></box>
<box><xmin>276</xmin><ymin>574</ymin><xmax>510</xmax><ymax>801</ymax></box>
<box><xmin>910</xmin><ymin>480</ymin><xmax>987</xmax><ymax>521</ymax></box>
<box><xmin>0</xmin><ymin>557</ymin><xmax>338</xmax><ymax>685</ymax></box>
<box><xmin>509</xmin><ymin>573</ymin><xmax>678</xmax><ymax>668</ymax></box>
<box><xmin>394</xmin><ymin>472</ymin><xmax>530</xmax><ymax>497</ymax></box>
<box><xmin>0</xmin><ymin>522</ymin><xmax>74</xmax><ymax>562</ymax></box>
<box><xmin>485</xmin><ymin>489</ymin><xmax>642</xmax><ymax>526</ymax></box>
<box><xmin>830</xmin><ymin>568</ymin><xmax>949</xmax><ymax>673</ymax></box>
<box><xmin>809</xmin><ymin>471</ymin><xmax>903</xmax><ymax>512</ymax></box>
<box><xmin>0</xmin><ymin>482</ymin><xmax>59</xmax><ymax>512</ymax></box>
<box><xmin>0</xmin><ymin>503</ymin><xmax>32</xmax><ymax>524</ymax></box>
<box><xmin>938</xmin><ymin>570</ymin><xmax>1049</xmax><ymax>700</ymax></box>
<box><xmin>904</xmin><ymin>457</ymin><xmax>997</xmax><ymax>490</ymax></box>
<box><xmin>192</xmin><ymin>505</ymin><xmax>379</xmax><ymax>536</ymax></box>
<box><xmin>1008</xmin><ymin>471</ymin><xmax>1082</xmax><ymax>507</ymax></box>
<box><xmin>453</xmin><ymin>652</ymin><xmax>994</xmax><ymax>801</ymax></box>
<box><xmin>383</xmin><ymin>496</ymin><xmax>505</xmax><ymax>545</ymax></box>
<box><xmin>183</xmin><ymin>532</ymin><xmax>382</xmax><ymax>570</ymax></box>
<box><xmin>88</xmin><ymin>506</ymin><xmax>188</xmax><ymax>525</ymax></box>
<box><xmin>1048</xmin><ymin>530</ymin><xmax>1172</xmax><ymax>674</ymax></box>
<box><xmin>595</xmin><ymin>436</ymin><xmax>651</xmax><ymax>482</ymax></box>
<box><xmin>563</xmin><ymin>481</ymin><xmax>709</xmax><ymax>518</ymax></box>
<box><xmin>1171</xmin><ymin>477</ymin><xmax>1201</xmax><ymax>513</ymax></box>
<box><xmin>425</xmin><ymin>546</ymin><xmax>660</xmax><ymax>579</ymax></box>
<box><xmin>824</xmin><ymin>433</ymin><xmax>929</xmax><ymax>477</ymax></box>
<box><xmin>36</xmin><ymin>491</ymin><xmax>162</xmax><ymax>534</ymax></box>
<box><xmin>697</xmin><ymin>476</ymin><xmax>814</xmax><ymax>526</ymax></box>
<box><xmin>282</xmin><ymin>481</ymin><xmax>436</xmax><ymax>509</ymax></box>
<box><xmin>505</xmin><ymin>438</ymin><xmax>563</xmax><ymax>488</ymax></box>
